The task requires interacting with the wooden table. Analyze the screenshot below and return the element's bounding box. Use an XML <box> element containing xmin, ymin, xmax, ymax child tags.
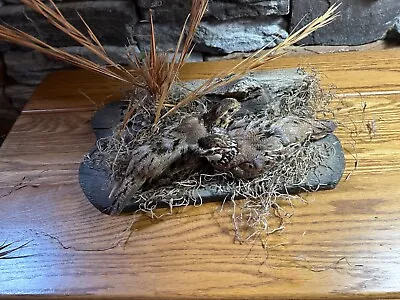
<box><xmin>1</xmin><ymin>49</ymin><xmax>400</xmax><ymax>299</ymax></box>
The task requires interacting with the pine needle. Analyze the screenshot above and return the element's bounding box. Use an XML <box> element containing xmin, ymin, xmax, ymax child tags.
<box><xmin>21</xmin><ymin>0</ymin><xmax>134</xmax><ymax>79</ymax></box>
<box><xmin>123</xmin><ymin>0</ymin><xmax>208</xmax><ymax>125</ymax></box>
<box><xmin>149</xmin><ymin>0</ymin><xmax>208</xmax><ymax>124</ymax></box>
<box><xmin>0</xmin><ymin>240</ymin><xmax>31</xmax><ymax>259</ymax></box>
<box><xmin>0</xmin><ymin>0</ymin><xmax>340</xmax><ymax>128</ymax></box>
<box><xmin>161</xmin><ymin>2</ymin><xmax>341</xmax><ymax>119</ymax></box>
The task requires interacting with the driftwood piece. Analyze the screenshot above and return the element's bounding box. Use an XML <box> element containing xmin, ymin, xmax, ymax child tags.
<box><xmin>80</xmin><ymin>135</ymin><xmax>344</xmax><ymax>213</ymax></box>
<box><xmin>80</xmin><ymin>69</ymin><xmax>345</xmax><ymax>214</ymax></box>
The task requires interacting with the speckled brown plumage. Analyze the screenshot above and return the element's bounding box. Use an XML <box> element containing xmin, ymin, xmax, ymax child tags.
<box><xmin>198</xmin><ymin>112</ymin><xmax>336</xmax><ymax>179</ymax></box>
<box><xmin>109</xmin><ymin>97</ymin><xmax>336</xmax><ymax>213</ymax></box>
<box><xmin>108</xmin><ymin>98</ymin><xmax>242</xmax><ymax>214</ymax></box>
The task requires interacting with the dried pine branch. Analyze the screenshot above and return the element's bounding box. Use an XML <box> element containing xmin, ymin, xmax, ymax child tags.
<box><xmin>127</xmin><ymin>11</ymin><xmax>169</xmax><ymax>98</ymax></box>
<box><xmin>0</xmin><ymin>0</ymin><xmax>208</xmax><ymax>123</ymax></box>
<box><xmin>161</xmin><ymin>2</ymin><xmax>341</xmax><ymax>119</ymax></box>
<box><xmin>0</xmin><ymin>0</ymin><xmax>339</xmax><ymax>127</ymax></box>
<box><xmin>152</xmin><ymin>13</ymin><xmax>190</xmax><ymax>124</ymax></box>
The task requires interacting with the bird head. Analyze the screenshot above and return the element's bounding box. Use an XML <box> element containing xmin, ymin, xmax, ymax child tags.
<box><xmin>311</xmin><ymin>119</ymin><xmax>337</xmax><ymax>140</ymax></box>
<box><xmin>198</xmin><ymin>134</ymin><xmax>238</xmax><ymax>166</ymax></box>
<box><xmin>203</xmin><ymin>98</ymin><xmax>241</xmax><ymax>130</ymax></box>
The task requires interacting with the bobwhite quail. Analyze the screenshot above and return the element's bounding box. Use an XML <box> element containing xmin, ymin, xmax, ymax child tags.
<box><xmin>109</xmin><ymin>97</ymin><xmax>243</xmax><ymax>214</ymax></box>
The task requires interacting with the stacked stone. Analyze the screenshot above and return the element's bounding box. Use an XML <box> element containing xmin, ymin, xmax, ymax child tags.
<box><xmin>0</xmin><ymin>0</ymin><xmax>399</xmax><ymax>121</ymax></box>
<box><xmin>0</xmin><ymin>1</ymin><xmax>140</xmax><ymax>110</ymax></box>
<box><xmin>0</xmin><ymin>0</ymin><xmax>290</xmax><ymax>111</ymax></box>
<box><xmin>290</xmin><ymin>0</ymin><xmax>400</xmax><ymax>46</ymax></box>
<box><xmin>136</xmin><ymin>0</ymin><xmax>289</xmax><ymax>54</ymax></box>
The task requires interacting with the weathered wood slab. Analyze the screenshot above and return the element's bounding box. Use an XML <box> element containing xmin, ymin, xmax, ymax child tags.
<box><xmin>79</xmin><ymin>133</ymin><xmax>344</xmax><ymax>213</ymax></box>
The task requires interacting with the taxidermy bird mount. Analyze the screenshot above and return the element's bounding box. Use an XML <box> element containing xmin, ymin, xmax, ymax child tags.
<box><xmin>80</xmin><ymin>69</ymin><xmax>345</xmax><ymax>215</ymax></box>
<box><xmin>0</xmin><ymin>0</ymin><xmax>344</xmax><ymax>236</ymax></box>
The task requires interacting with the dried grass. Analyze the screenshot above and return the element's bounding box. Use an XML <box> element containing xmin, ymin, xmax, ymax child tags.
<box><xmin>127</xmin><ymin>0</ymin><xmax>208</xmax><ymax>125</ymax></box>
<box><xmin>0</xmin><ymin>0</ymin><xmax>342</xmax><ymax>241</ymax></box>
<box><xmin>0</xmin><ymin>0</ymin><xmax>207</xmax><ymax>113</ymax></box>
<box><xmin>0</xmin><ymin>0</ymin><xmax>340</xmax><ymax>127</ymax></box>
<box><xmin>0</xmin><ymin>0</ymin><xmax>137</xmax><ymax>83</ymax></box>
<box><xmin>161</xmin><ymin>3</ymin><xmax>341</xmax><ymax>119</ymax></box>
<box><xmin>97</xmin><ymin>73</ymin><xmax>336</xmax><ymax>240</ymax></box>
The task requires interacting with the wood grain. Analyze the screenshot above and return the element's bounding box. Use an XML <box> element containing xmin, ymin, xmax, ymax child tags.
<box><xmin>1</xmin><ymin>51</ymin><xmax>400</xmax><ymax>299</ymax></box>
<box><xmin>24</xmin><ymin>49</ymin><xmax>400</xmax><ymax>112</ymax></box>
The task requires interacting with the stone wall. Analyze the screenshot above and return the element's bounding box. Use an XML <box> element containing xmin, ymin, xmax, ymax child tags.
<box><xmin>290</xmin><ymin>0</ymin><xmax>400</xmax><ymax>45</ymax></box>
<box><xmin>0</xmin><ymin>0</ymin><xmax>292</xmax><ymax>112</ymax></box>
<box><xmin>0</xmin><ymin>0</ymin><xmax>399</xmax><ymax>141</ymax></box>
